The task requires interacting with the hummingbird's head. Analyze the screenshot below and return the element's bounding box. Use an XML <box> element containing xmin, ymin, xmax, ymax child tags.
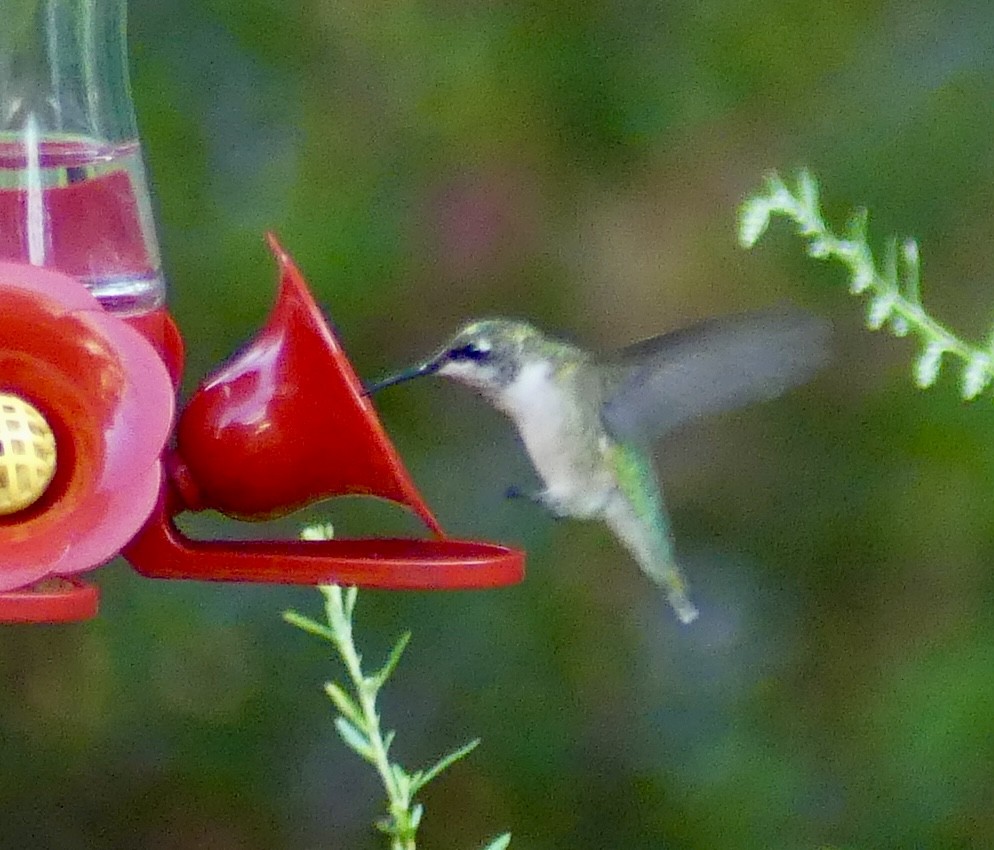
<box><xmin>367</xmin><ymin>319</ymin><xmax>552</xmax><ymax>401</ymax></box>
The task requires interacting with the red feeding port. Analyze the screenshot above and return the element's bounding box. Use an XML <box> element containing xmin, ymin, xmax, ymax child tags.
<box><xmin>0</xmin><ymin>237</ymin><xmax>523</xmax><ymax>624</ymax></box>
<box><xmin>124</xmin><ymin>235</ymin><xmax>525</xmax><ymax>591</ymax></box>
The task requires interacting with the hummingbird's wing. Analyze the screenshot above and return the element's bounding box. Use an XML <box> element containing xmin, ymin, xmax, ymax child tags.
<box><xmin>600</xmin><ymin>307</ymin><xmax>830</xmax><ymax>444</ymax></box>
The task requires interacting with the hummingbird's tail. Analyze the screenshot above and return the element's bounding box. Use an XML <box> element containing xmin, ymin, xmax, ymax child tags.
<box><xmin>603</xmin><ymin>441</ymin><xmax>698</xmax><ymax>622</ymax></box>
<box><xmin>602</xmin><ymin>484</ymin><xmax>699</xmax><ymax>624</ymax></box>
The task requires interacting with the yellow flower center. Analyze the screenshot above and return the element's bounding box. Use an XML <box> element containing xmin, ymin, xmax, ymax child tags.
<box><xmin>0</xmin><ymin>393</ymin><xmax>58</xmax><ymax>515</ymax></box>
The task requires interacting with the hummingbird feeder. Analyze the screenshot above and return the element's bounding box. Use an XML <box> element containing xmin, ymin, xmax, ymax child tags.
<box><xmin>0</xmin><ymin>0</ymin><xmax>524</xmax><ymax>623</ymax></box>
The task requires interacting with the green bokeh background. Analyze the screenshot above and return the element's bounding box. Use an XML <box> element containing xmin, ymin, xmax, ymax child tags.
<box><xmin>6</xmin><ymin>1</ymin><xmax>994</xmax><ymax>847</ymax></box>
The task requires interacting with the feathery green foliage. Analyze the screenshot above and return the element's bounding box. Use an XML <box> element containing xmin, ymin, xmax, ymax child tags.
<box><xmin>285</xmin><ymin>527</ymin><xmax>509</xmax><ymax>850</ymax></box>
<box><xmin>739</xmin><ymin>170</ymin><xmax>994</xmax><ymax>399</ymax></box>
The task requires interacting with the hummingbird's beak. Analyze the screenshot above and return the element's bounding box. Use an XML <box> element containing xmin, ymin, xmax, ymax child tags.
<box><xmin>364</xmin><ymin>359</ymin><xmax>441</xmax><ymax>395</ymax></box>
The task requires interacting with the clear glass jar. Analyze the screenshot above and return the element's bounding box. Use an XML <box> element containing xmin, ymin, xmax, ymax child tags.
<box><xmin>0</xmin><ymin>0</ymin><xmax>165</xmax><ymax>314</ymax></box>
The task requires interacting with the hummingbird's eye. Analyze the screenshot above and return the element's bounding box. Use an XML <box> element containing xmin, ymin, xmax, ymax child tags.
<box><xmin>449</xmin><ymin>343</ymin><xmax>491</xmax><ymax>363</ymax></box>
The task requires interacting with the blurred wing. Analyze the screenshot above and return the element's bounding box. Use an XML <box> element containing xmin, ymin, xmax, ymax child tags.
<box><xmin>601</xmin><ymin>307</ymin><xmax>830</xmax><ymax>444</ymax></box>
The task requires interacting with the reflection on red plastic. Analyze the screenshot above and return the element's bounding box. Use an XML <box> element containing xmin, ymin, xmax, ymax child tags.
<box><xmin>124</xmin><ymin>308</ymin><xmax>185</xmax><ymax>387</ymax></box>
<box><xmin>125</xmin><ymin>235</ymin><xmax>525</xmax><ymax>590</ymax></box>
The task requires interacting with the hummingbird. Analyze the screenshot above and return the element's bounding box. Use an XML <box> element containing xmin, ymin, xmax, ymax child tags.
<box><xmin>367</xmin><ymin>308</ymin><xmax>829</xmax><ymax>623</ymax></box>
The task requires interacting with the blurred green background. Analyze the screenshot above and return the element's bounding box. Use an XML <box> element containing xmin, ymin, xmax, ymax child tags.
<box><xmin>7</xmin><ymin>0</ymin><xmax>994</xmax><ymax>847</ymax></box>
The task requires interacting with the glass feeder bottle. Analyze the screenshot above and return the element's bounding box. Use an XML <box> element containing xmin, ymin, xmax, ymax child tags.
<box><xmin>0</xmin><ymin>0</ymin><xmax>164</xmax><ymax>314</ymax></box>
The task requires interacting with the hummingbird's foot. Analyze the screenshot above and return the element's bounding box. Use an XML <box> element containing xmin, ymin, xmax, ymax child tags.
<box><xmin>504</xmin><ymin>484</ymin><xmax>528</xmax><ymax>501</ymax></box>
<box><xmin>504</xmin><ymin>486</ymin><xmax>568</xmax><ymax>521</ymax></box>
<box><xmin>535</xmin><ymin>490</ymin><xmax>573</xmax><ymax>520</ymax></box>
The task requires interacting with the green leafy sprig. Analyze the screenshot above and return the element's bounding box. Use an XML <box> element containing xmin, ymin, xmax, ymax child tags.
<box><xmin>739</xmin><ymin>170</ymin><xmax>994</xmax><ymax>399</ymax></box>
<box><xmin>285</xmin><ymin>526</ymin><xmax>509</xmax><ymax>850</ymax></box>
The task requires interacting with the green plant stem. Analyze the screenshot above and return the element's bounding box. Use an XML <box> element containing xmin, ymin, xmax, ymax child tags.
<box><xmin>322</xmin><ymin>586</ymin><xmax>415</xmax><ymax>850</ymax></box>
<box><xmin>286</xmin><ymin>571</ymin><xmax>508</xmax><ymax>850</ymax></box>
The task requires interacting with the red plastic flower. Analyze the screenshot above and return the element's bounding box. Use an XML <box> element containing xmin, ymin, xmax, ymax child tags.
<box><xmin>0</xmin><ymin>261</ymin><xmax>174</xmax><ymax>590</ymax></box>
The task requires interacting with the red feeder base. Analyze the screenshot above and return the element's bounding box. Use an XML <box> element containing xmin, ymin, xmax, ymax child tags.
<box><xmin>0</xmin><ymin>578</ymin><xmax>99</xmax><ymax>623</ymax></box>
